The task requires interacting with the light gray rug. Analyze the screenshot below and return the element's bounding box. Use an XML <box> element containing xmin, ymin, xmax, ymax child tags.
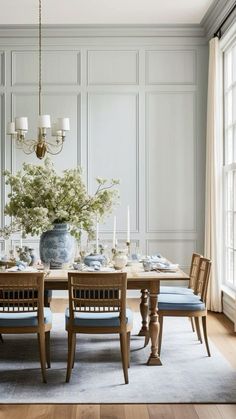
<box><xmin>1</xmin><ymin>312</ymin><xmax>236</xmax><ymax>403</ymax></box>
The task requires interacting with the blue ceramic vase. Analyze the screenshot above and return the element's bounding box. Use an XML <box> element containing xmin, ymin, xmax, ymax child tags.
<box><xmin>39</xmin><ymin>223</ymin><xmax>75</xmax><ymax>269</ymax></box>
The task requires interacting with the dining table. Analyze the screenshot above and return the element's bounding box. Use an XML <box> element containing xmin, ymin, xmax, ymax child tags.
<box><xmin>45</xmin><ymin>263</ymin><xmax>189</xmax><ymax>366</ymax></box>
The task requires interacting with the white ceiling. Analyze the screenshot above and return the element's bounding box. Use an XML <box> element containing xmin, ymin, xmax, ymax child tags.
<box><xmin>0</xmin><ymin>0</ymin><xmax>215</xmax><ymax>25</ymax></box>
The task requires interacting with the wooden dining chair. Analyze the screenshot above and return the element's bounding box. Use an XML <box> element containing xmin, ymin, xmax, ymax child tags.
<box><xmin>0</xmin><ymin>272</ymin><xmax>52</xmax><ymax>383</ymax></box>
<box><xmin>156</xmin><ymin>257</ymin><xmax>212</xmax><ymax>356</ymax></box>
<box><xmin>159</xmin><ymin>252</ymin><xmax>202</xmax><ymax>336</ymax></box>
<box><xmin>65</xmin><ymin>272</ymin><xmax>133</xmax><ymax>384</ymax></box>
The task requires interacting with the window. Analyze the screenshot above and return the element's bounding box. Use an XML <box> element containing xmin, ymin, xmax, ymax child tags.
<box><xmin>223</xmin><ymin>40</ymin><xmax>236</xmax><ymax>289</ymax></box>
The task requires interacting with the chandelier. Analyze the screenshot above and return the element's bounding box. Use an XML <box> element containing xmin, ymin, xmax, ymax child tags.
<box><xmin>7</xmin><ymin>0</ymin><xmax>70</xmax><ymax>159</ymax></box>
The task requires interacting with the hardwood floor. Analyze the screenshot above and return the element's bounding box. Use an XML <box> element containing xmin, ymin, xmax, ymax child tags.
<box><xmin>0</xmin><ymin>298</ymin><xmax>236</xmax><ymax>419</ymax></box>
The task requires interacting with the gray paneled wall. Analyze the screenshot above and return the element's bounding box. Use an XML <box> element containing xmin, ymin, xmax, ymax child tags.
<box><xmin>0</xmin><ymin>27</ymin><xmax>208</xmax><ymax>271</ymax></box>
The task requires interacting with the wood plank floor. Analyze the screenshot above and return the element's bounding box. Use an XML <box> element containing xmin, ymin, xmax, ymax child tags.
<box><xmin>1</xmin><ymin>298</ymin><xmax>236</xmax><ymax>419</ymax></box>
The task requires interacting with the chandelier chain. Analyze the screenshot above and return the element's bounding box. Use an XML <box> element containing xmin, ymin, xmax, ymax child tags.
<box><xmin>39</xmin><ymin>0</ymin><xmax>42</xmax><ymax>115</ymax></box>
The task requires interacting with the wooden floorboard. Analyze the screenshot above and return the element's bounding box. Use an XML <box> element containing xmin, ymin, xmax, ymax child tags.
<box><xmin>1</xmin><ymin>298</ymin><xmax>236</xmax><ymax>418</ymax></box>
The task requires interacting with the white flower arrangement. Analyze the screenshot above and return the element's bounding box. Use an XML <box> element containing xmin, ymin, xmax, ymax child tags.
<box><xmin>0</xmin><ymin>158</ymin><xmax>119</xmax><ymax>240</ymax></box>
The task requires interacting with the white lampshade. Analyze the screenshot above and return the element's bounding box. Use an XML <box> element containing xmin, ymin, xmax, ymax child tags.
<box><xmin>51</xmin><ymin>122</ymin><xmax>60</xmax><ymax>137</ymax></box>
<box><xmin>7</xmin><ymin>121</ymin><xmax>16</xmax><ymax>135</ymax></box>
<box><xmin>38</xmin><ymin>114</ymin><xmax>51</xmax><ymax>129</ymax></box>
<box><xmin>57</xmin><ymin>117</ymin><xmax>70</xmax><ymax>131</ymax></box>
<box><xmin>15</xmin><ymin>117</ymin><xmax>28</xmax><ymax>131</ymax></box>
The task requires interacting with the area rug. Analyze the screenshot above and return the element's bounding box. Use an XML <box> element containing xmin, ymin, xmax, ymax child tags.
<box><xmin>1</xmin><ymin>312</ymin><xmax>236</xmax><ymax>403</ymax></box>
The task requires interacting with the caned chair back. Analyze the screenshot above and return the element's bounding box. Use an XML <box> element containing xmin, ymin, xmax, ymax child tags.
<box><xmin>0</xmin><ymin>272</ymin><xmax>45</xmax><ymax>324</ymax></box>
<box><xmin>195</xmin><ymin>257</ymin><xmax>212</xmax><ymax>303</ymax></box>
<box><xmin>67</xmin><ymin>272</ymin><xmax>127</xmax><ymax>329</ymax></box>
<box><xmin>189</xmin><ymin>253</ymin><xmax>201</xmax><ymax>291</ymax></box>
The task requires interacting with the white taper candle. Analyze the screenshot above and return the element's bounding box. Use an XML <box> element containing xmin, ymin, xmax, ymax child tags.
<box><xmin>96</xmin><ymin>222</ymin><xmax>99</xmax><ymax>254</ymax></box>
<box><xmin>112</xmin><ymin>216</ymin><xmax>116</xmax><ymax>248</ymax></box>
<box><xmin>127</xmin><ymin>205</ymin><xmax>130</xmax><ymax>242</ymax></box>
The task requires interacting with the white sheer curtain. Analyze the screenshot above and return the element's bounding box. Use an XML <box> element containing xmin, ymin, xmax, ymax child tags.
<box><xmin>204</xmin><ymin>37</ymin><xmax>223</xmax><ymax>312</ymax></box>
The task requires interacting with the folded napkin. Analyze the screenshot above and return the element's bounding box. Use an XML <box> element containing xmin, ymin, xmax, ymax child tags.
<box><xmin>154</xmin><ymin>262</ymin><xmax>179</xmax><ymax>271</ymax></box>
<box><xmin>73</xmin><ymin>263</ymin><xmax>115</xmax><ymax>273</ymax></box>
<box><xmin>6</xmin><ymin>261</ymin><xmax>38</xmax><ymax>272</ymax></box>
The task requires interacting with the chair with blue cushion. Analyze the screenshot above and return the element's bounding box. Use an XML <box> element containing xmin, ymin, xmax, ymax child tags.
<box><xmin>0</xmin><ymin>272</ymin><xmax>52</xmax><ymax>383</ymax></box>
<box><xmin>157</xmin><ymin>257</ymin><xmax>212</xmax><ymax>356</ymax></box>
<box><xmin>65</xmin><ymin>272</ymin><xmax>132</xmax><ymax>384</ymax></box>
<box><xmin>160</xmin><ymin>252</ymin><xmax>202</xmax><ymax>338</ymax></box>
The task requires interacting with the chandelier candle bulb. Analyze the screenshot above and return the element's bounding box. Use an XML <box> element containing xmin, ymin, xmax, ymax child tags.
<box><xmin>38</xmin><ymin>115</ymin><xmax>51</xmax><ymax>129</ymax></box>
<box><xmin>112</xmin><ymin>216</ymin><xmax>116</xmax><ymax>248</ymax></box>
<box><xmin>15</xmin><ymin>117</ymin><xmax>28</xmax><ymax>131</ymax></box>
<box><xmin>57</xmin><ymin>118</ymin><xmax>70</xmax><ymax>131</ymax></box>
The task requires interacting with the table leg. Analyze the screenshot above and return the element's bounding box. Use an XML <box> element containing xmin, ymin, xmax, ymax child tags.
<box><xmin>138</xmin><ymin>289</ymin><xmax>149</xmax><ymax>336</ymax></box>
<box><xmin>147</xmin><ymin>284</ymin><xmax>162</xmax><ymax>366</ymax></box>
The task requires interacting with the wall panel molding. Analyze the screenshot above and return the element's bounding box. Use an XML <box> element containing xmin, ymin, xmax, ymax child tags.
<box><xmin>146</xmin><ymin>49</ymin><xmax>196</xmax><ymax>85</ymax></box>
<box><xmin>145</xmin><ymin>90</ymin><xmax>197</xmax><ymax>234</ymax></box>
<box><xmin>87</xmin><ymin>50</ymin><xmax>139</xmax><ymax>85</ymax></box>
<box><xmin>87</xmin><ymin>91</ymin><xmax>139</xmax><ymax>234</ymax></box>
<box><xmin>12</xmin><ymin>50</ymin><xmax>80</xmax><ymax>86</ymax></box>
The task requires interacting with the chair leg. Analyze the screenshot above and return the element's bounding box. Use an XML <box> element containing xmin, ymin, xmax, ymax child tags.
<box><xmin>144</xmin><ymin>332</ymin><xmax>150</xmax><ymax>347</ymax></box>
<box><xmin>72</xmin><ymin>332</ymin><xmax>76</xmax><ymax>369</ymax></box>
<box><xmin>202</xmin><ymin>316</ymin><xmax>211</xmax><ymax>357</ymax></box>
<box><xmin>119</xmin><ymin>332</ymin><xmax>129</xmax><ymax>384</ymax></box>
<box><xmin>190</xmin><ymin>317</ymin><xmax>195</xmax><ymax>332</ymax></box>
<box><xmin>37</xmin><ymin>331</ymin><xmax>47</xmax><ymax>383</ymax></box>
<box><xmin>194</xmin><ymin>317</ymin><xmax>202</xmax><ymax>343</ymax></box>
<box><xmin>127</xmin><ymin>331</ymin><xmax>131</xmax><ymax>368</ymax></box>
<box><xmin>66</xmin><ymin>331</ymin><xmax>76</xmax><ymax>383</ymax></box>
<box><xmin>158</xmin><ymin>315</ymin><xmax>164</xmax><ymax>356</ymax></box>
<box><xmin>0</xmin><ymin>334</ymin><xmax>3</xmax><ymax>343</ymax></box>
<box><xmin>45</xmin><ymin>331</ymin><xmax>51</xmax><ymax>369</ymax></box>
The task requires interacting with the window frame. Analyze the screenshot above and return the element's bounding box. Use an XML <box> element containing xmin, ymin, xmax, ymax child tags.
<box><xmin>222</xmin><ymin>25</ymin><xmax>236</xmax><ymax>291</ymax></box>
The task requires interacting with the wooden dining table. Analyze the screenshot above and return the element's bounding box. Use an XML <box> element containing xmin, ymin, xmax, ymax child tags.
<box><xmin>45</xmin><ymin>264</ymin><xmax>189</xmax><ymax>366</ymax></box>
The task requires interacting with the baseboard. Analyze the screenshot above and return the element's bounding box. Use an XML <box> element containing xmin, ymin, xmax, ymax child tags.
<box><xmin>222</xmin><ymin>288</ymin><xmax>236</xmax><ymax>331</ymax></box>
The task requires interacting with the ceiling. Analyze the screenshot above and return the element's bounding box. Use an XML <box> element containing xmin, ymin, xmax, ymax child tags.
<box><xmin>0</xmin><ymin>0</ymin><xmax>215</xmax><ymax>25</ymax></box>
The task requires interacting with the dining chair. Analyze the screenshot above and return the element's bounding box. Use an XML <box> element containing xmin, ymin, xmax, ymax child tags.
<box><xmin>155</xmin><ymin>257</ymin><xmax>212</xmax><ymax>356</ymax></box>
<box><xmin>160</xmin><ymin>252</ymin><xmax>202</xmax><ymax>336</ymax></box>
<box><xmin>0</xmin><ymin>272</ymin><xmax>52</xmax><ymax>383</ymax></box>
<box><xmin>65</xmin><ymin>271</ymin><xmax>133</xmax><ymax>384</ymax></box>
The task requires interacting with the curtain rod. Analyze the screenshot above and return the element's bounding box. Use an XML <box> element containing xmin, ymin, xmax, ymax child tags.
<box><xmin>214</xmin><ymin>2</ymin><xmax>236</xmax><ymax>38</ymax></box>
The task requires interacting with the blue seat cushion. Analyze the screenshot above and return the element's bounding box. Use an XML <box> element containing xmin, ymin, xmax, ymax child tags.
<box><xmin>158</xmin><ymin>294</ymin><xmax>205</xmax><ymax>311</ymax></box>
<box><xmin>65</xmin><ymin>307</ymin><xmax>133</xmax><ymax>328</ymax></box>
<box><xmin>160</xmin><ymin>286</ymin><xmax>194</xmax><ymax>295</ymax></box>
<box><xmin>0</xmin><ymin>307</ymin><xmax>52</xmax><ymax>327</ymax></box>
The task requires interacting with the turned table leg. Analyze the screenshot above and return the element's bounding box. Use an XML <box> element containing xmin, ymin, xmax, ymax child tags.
<box><xmin>138</xmin><ymin>289</ymin><xmax>149</xmax><ymax>336</ymax></box>
<box><xmin>147</xmin><ymin>283</ymin><xmax>162</xmax><ymax>366</ymax></box>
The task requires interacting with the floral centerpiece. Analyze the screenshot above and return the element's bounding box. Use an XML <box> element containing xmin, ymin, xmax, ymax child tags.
<box><xmin>1</xmin><ymin>158</ymin><xmax>119</xmax><ymax>268</ymax></box>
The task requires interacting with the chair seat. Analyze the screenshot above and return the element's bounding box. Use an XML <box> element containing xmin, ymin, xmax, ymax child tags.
<box><xmin>0</xmin><ymin>307</ymin><xmax>52</xmax><ymax>327</ymax></box>
<box><xmin>65</xmin><ymin>307</ymin><xmax>133</xmax><ymax>328</ymax></box>
<box><xmin>158</xmin><ymin>294</ymin><xmax>205</xmax><ymax>311</ymax></box>
<box><xmin>160</xmin><ymin>286</ymin><xmax>194</xmax><ymax>295</ymax></box>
